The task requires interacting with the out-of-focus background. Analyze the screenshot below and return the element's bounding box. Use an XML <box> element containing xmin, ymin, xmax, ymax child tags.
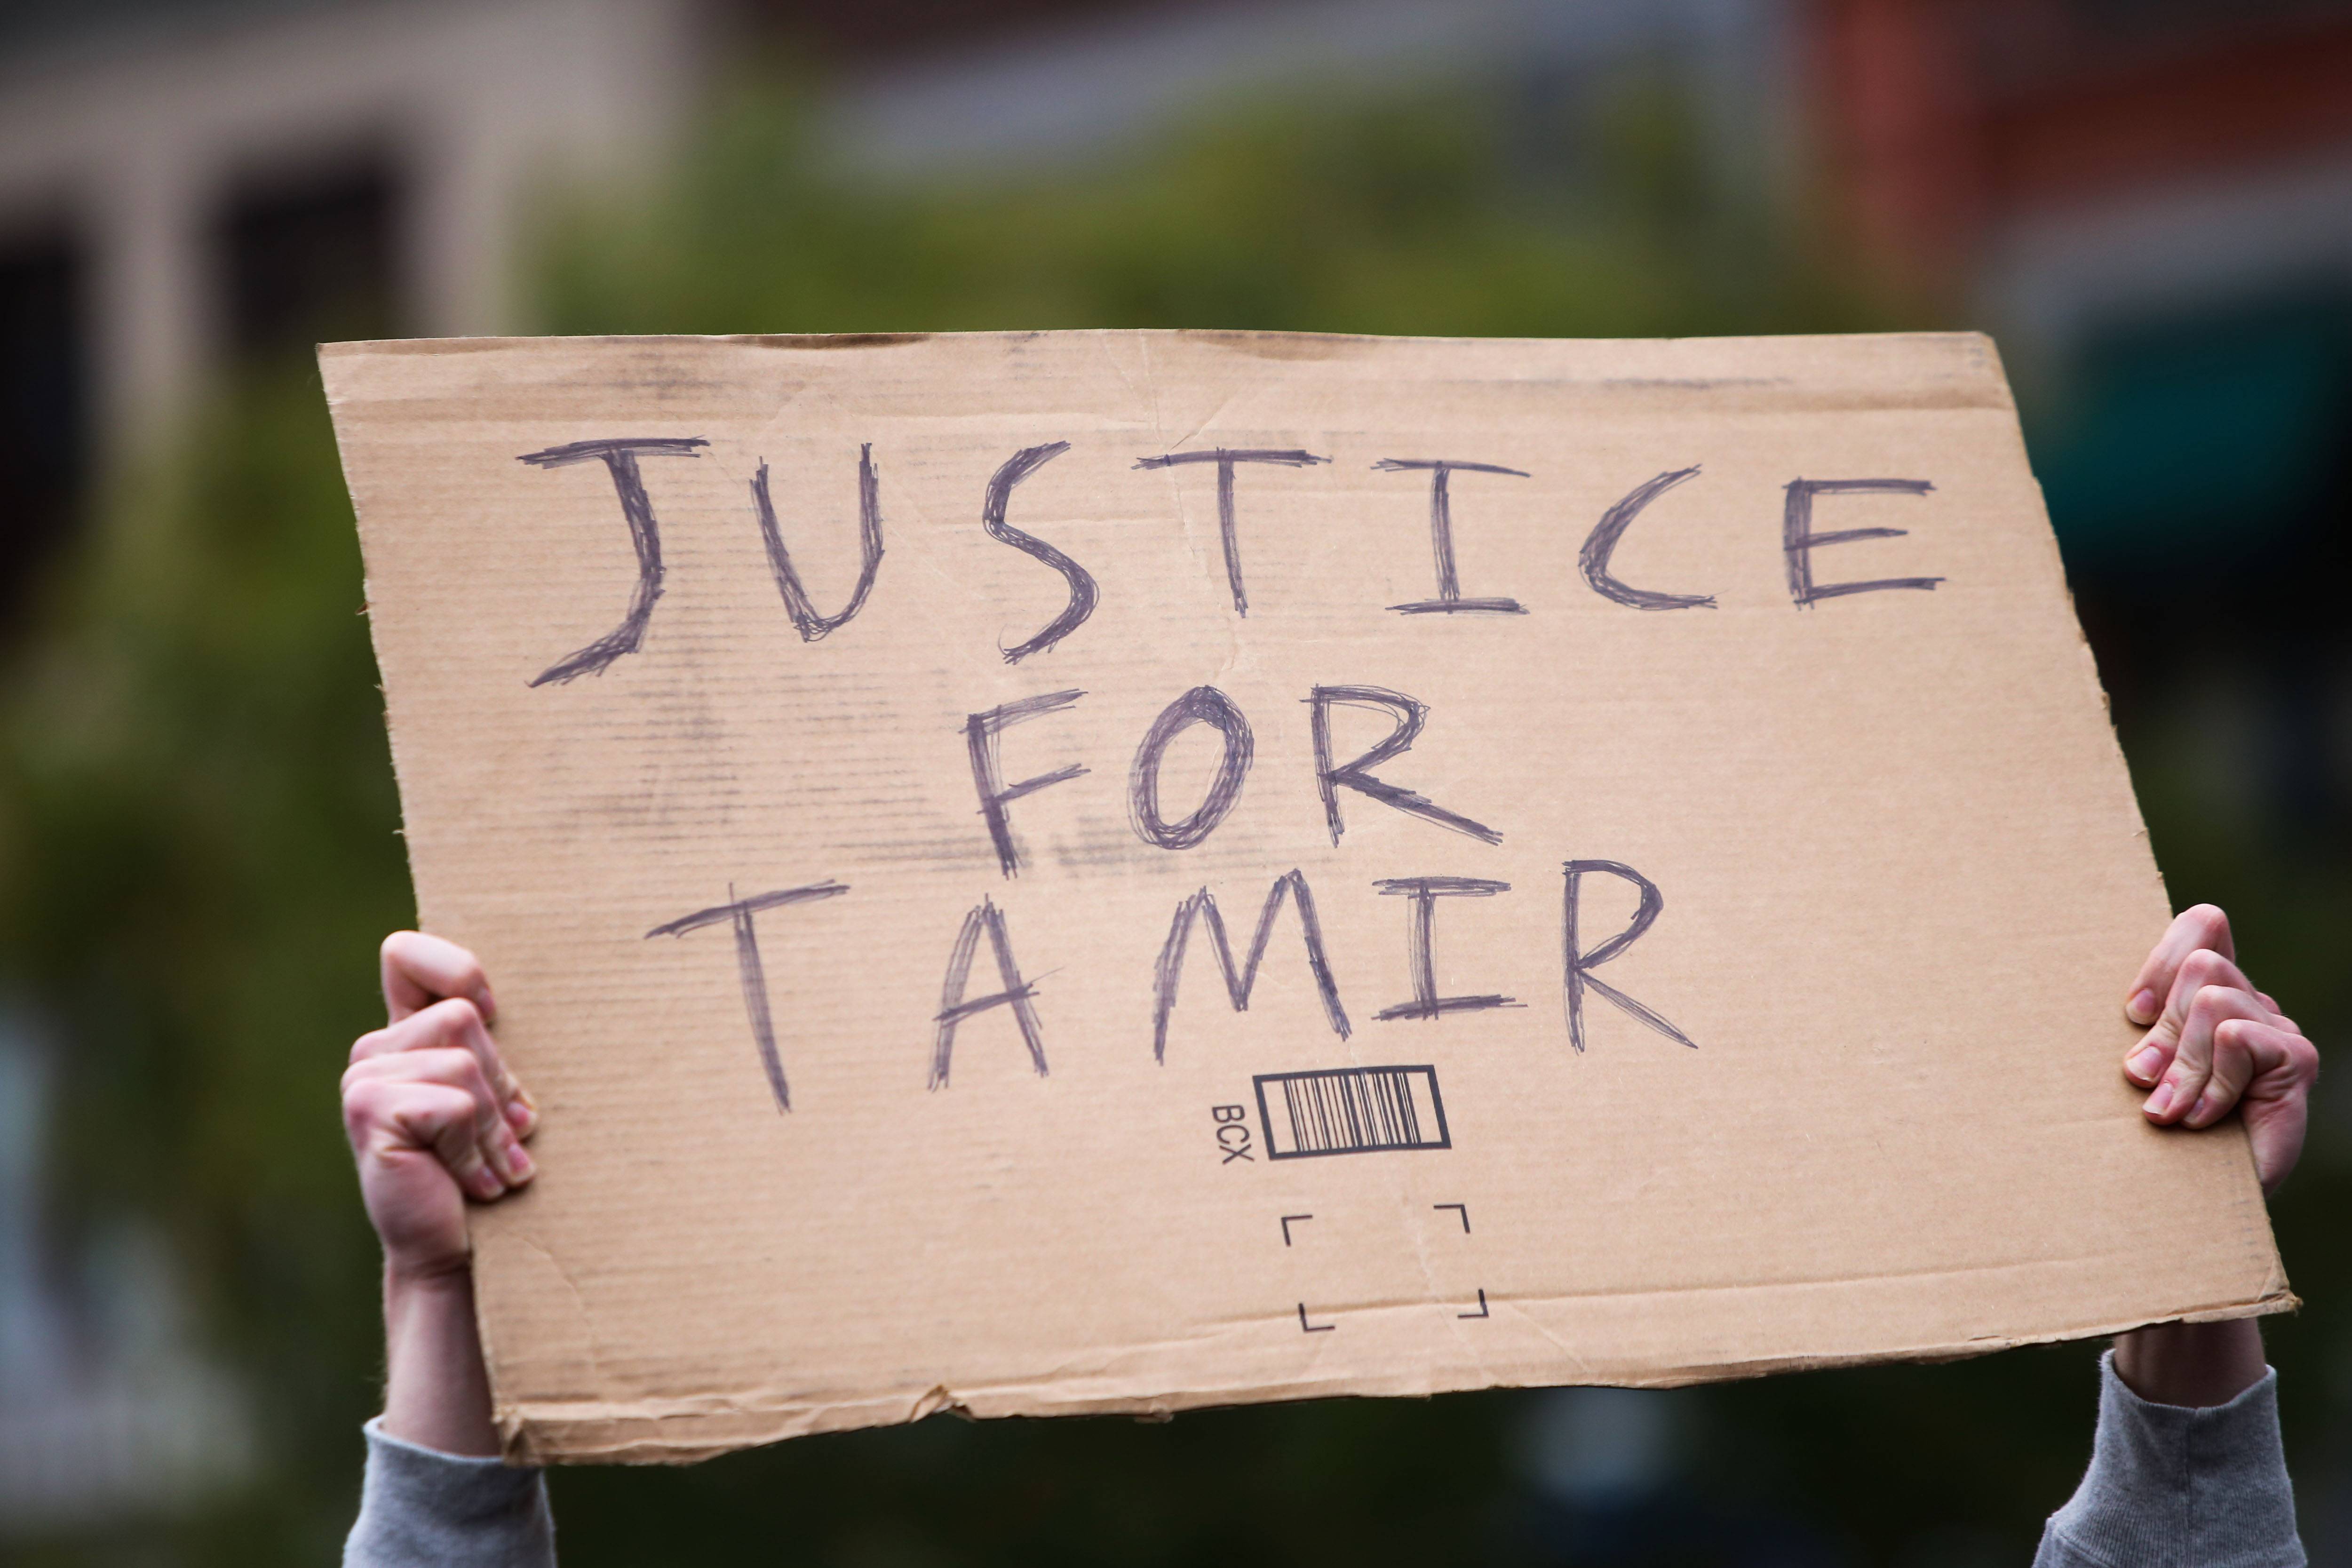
<box><xmin>0</xmin><ymin>0</ymin><xmax>2345</xmax><ymax>1562</ymax></box>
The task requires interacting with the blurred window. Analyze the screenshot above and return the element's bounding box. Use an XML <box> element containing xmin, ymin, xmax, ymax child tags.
<box><xmin>219</xmin><ymin>159</ymin><xmax>403</xmax><ymax>359</ymax></box>
<box><xmin>0</xmin><ymin>232</ymin><xmax>86</xmax><ymax>627</ymax></box>
<box><xmin>2034</xmin><ymin>296</ymin><xmax>2352</xmax><ymax>577</ymax></box>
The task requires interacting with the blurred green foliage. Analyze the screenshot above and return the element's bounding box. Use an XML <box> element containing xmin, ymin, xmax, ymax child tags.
<box><xmin>537</xmin><ymin>77</ymin><xmax>1867</xmax><ymax>342</ymax></box>
<box><xmin>0</xmin><ymin>373</ymin><xmax>408</xmax><ymax>1563</ymax></box>
<box><xmin>1</xmin><ymin>74</ymin><xmax>2342</xmax><ymax>1567</ymax></box>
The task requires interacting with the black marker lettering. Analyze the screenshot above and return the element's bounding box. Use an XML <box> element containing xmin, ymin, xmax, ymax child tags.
<box><xmin>1561</xmin><ymin>860</ymin><xmax>1695</xmax><ymax>1052</ymax></box>
<box><xmin>1782</xmin><ymin>478</ymin><xmax>1942</xmax><ymax>607</ymax></box>
<box><xmin>645</xmin><ymin>880</ymin><xmax>851</xmax><ymax>1111</ymax></box>
<box><xmin>1152</xmin><ymin>870</ymin><xmax>1350</xmax><ymax>1061</ymax></box>
<box><xmin>1129</xmin><ymin>685</ymin><xmax>1252</xmax><ymax>850</ymax></box>
<box><xmin>1133</xmin><ymin>447</ymin><xmax>1330</xmax><ymax>615</ymax></box>
<box><xmin>1308</xmin><ymin>685</ymin><xmax>1502</xmax><ymax>846</ymax></box>
<box><xmin>931</xmin><ymin>898</ymin><xmax>1048</xmax><ymax>1088</ymax></box>
<box><xmin>1373</xmin><ymin>876</ymin><xmax>1518</xmax><ymax>1020</ymax></box>
<box><xmin>964</xmin><ymin>689</ymin><xmax>1088</xmax><ymax>878</ymax></box>
<box><xmin>518</xmin><ymin>437</ymin><xmax>706</xmax><ymax>686</ymax></box>
<box><xmin>1373</xmin><ymin>459</ymin><xmax>1528</xmax><ymax>615</ymax></box>
<box><xmin>752</xmin><ymin>443</ymin><xmax>883</xmax><ymax>640</ymax></box>
<box><xmin>984</xmin><ymin>441</ymin><xmax>1097</xmax><ymax>661</ymax></box>
<box><xmin>1581</xmin><ymin>466</ymin><xmax>1716</xmax><ymax>610</ymax></box>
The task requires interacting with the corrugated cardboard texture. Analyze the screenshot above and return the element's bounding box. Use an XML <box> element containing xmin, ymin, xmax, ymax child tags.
<box><xmin>321</xmin><ymin>330</ymin><xmax>2288</xmax><ymax>1465</ymax></box>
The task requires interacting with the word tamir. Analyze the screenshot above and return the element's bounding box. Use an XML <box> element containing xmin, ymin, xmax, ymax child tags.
<box><xmin>525</xmin><ymin>437</ymin><xmax>1942</xmax><ymax>1113</ymax></box>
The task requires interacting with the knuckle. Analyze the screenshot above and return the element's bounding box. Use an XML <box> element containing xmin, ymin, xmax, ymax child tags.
<box><xmin>405</xmin><ymin>998</ymin><xmax>480</xmax><ymax>1046</ymax></box>
<box><xmin>348</xmin><ymin>1029</ymin><xmax>387</xmax><ymax>1065</ymax></box>
<box><xmin>2186</xmin><ymin>904</ymin><xmax>2230</xmax><ymax>944</ymax></box>
<box><xmin>2188</xmin><ymin>981</ymin><xmax>2235</xmax><ymax>1019</ymax></box>
<box><xmin>416</xmin><ymin>1047</ymin><xmax>490</xmax><ymax>1094</ymax></box>
<box><xmin>415</xmin><ymin>1083</ymin><xmax>474</xmax><ymax>1130</ymax></box>
<box><xmin>342</xmin><ymin>1077</ymin><xmax>393</xmax><ymax>1125</ymax></box>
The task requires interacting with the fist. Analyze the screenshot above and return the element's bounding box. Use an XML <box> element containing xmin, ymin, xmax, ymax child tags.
<box><xmin>343</xmin><ymin>932</ymin><xmax>538</xmax><ymax>1281</ymax></box>
<box><xmin>2123</xmin><ymin>904</ymin><xmax>2318</xmax><ymax>1194</ymax></box>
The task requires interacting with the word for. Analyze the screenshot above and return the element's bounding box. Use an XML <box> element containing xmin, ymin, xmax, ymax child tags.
<box><xmin>969</xmin><ymin>681</ymin><xmax>1505</xmax><ymax>880</ymax></box>
<box><xmin>516</xmin><ymin>437</ymin><xmax>1942</xmax><ymax>688</ymax></box>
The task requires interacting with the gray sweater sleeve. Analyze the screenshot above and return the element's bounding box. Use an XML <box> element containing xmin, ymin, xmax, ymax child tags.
<box><xmin>2035</xmin><ymin>1352</ymin><xmax>2302</xmax><ymax>1568</ymax></box>
<box><xmin>344</xmin><ymin>1417</ymin><xmax>557</xmax><ymax>1568</ymax></box>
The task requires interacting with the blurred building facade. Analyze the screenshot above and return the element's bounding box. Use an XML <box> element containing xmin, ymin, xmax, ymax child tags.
<box><xmin>0</xmin><ymin>0</ymin><xmax>2344</xmax><ymax>1552</ymax></box>
<box><xmin>0</xmin><ymin>1021</ymin><xmax>254</xmax><ymax>1533</ymax></box>
<box><xmin>1817</xmin><ymin>0</ymin><xmax>2352</xmax><ymax>561</ymax></box>
<box><xmin>818</xmin><ymin>0</ymin><xmax>1790</xmax><ymax>182</ymax></box>
<box><xmin>0</xmin><ymin>0</ymin><xmax>700</xmax><ymax>617</ymax></box>
<box><xmin>8</xmin><ymin>0</ymin><xmax>2347</xmax><ymax>631</ymax></box>
<box><xmin>1813</xmin><ymin>0</ymin><xmax>2352</xmax><ymax>835</ymax></box>
<box><xmin>0</xmin><ymin>0</ymin><xmax>698</xmax><ymax>1536</ymax></box>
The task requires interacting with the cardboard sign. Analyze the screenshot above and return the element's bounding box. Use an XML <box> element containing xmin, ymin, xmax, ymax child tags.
<box><xmin>322</xmin><ymin>330</ymin><xmax>2288</xmax><ymax>1464</ymax></box>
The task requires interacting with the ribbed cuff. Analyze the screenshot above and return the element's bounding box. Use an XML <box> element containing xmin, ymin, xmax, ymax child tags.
<box><xmin>344</xmin><ymin>1417</ymin><xmax>556</xmax><ymax>1568</ymax></box>
<box><xmin>2040</xmin><ymin>1352</ymin><xmax>2302</xmax><ymax>1568</ymax></box>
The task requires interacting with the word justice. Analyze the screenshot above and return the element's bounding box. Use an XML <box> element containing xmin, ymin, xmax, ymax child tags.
<box><xmin>516</xmin><ymin>437</ymin><xmax>1942</xmax><ymax>687</ymax></box>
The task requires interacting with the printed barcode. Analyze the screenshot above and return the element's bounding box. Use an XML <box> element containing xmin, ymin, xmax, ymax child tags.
<box><xmin>1253</xmin><ymin>1066</ymin><xmax>1450</xmax><ymax>1160</ymax></box>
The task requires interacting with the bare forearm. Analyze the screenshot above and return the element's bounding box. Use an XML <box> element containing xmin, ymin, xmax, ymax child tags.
<box><xmin>381</xmin><ymin>1267</ymin><xmax>501</xmax><ymax>1457</ymax></box>
<box><xmin>2113</xmin><ymin>1317</ymin><xmax>2266</xmax><ymax>1409</ymax></box>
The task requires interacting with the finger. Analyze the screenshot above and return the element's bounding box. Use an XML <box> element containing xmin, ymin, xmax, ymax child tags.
<box><xmin>382</xmin><ymin>931</ymin><xmax>497</xmax><ymax>1027</ymax></box>
<box><xmin>345</xmin><ymin>1048</ymin><xmax>535</xmax><ymax>1186</ymax></box>
<box><xmin>2136</xmin><ymin>949</ymin><xmax>2258</xmax><ymax>1062</ymax></box>
<box><xmin>2125</xmin><ymin>904</ymin><xmax>2232</xmax><ymax>1025</ymax></box>
<box><xmin>2183</xmin><ymin>1016</ymin><xmax>2260</xmax><ymax>1130</ymax></box>
<box><xmin>346</xmin><ymin>1078</ymin><xmax>504</xmax><ymax>1202</ymax></box>
<box><xmin>2124</xmin><ymin>946</ymin><xmax>2262</xmax><ymax>1087</ymax></box>
<box><xmin>2123</xmin><ymin>1033</ymin><xmax>2173</xmax><ymax>1089</ymax></box>
<box><xmin>344</xmin><ymin>1049</ymin><xmax>532</xmax><ymax>1187</ymax></box>
<box><xmin>2144</xmin><ymin>983</ymin><xmax>2270</xmax><ymax>1126</ymax></box>
<box><xmin>2233</xmin><ymin>1020</ymin><xmax>2320</xmax><ymax>1194</ymax></box>
<box><xmin>350</xmin><ymin>997</ymin><xmax>535</xmax><ymax>1137</ymax></box>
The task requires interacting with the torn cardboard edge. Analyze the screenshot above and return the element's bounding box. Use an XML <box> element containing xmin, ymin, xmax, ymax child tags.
<box><xmin>495</xmin><ymin>1291</ymin><xmax>2298</xmax><ymax>1466</ymax></box>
